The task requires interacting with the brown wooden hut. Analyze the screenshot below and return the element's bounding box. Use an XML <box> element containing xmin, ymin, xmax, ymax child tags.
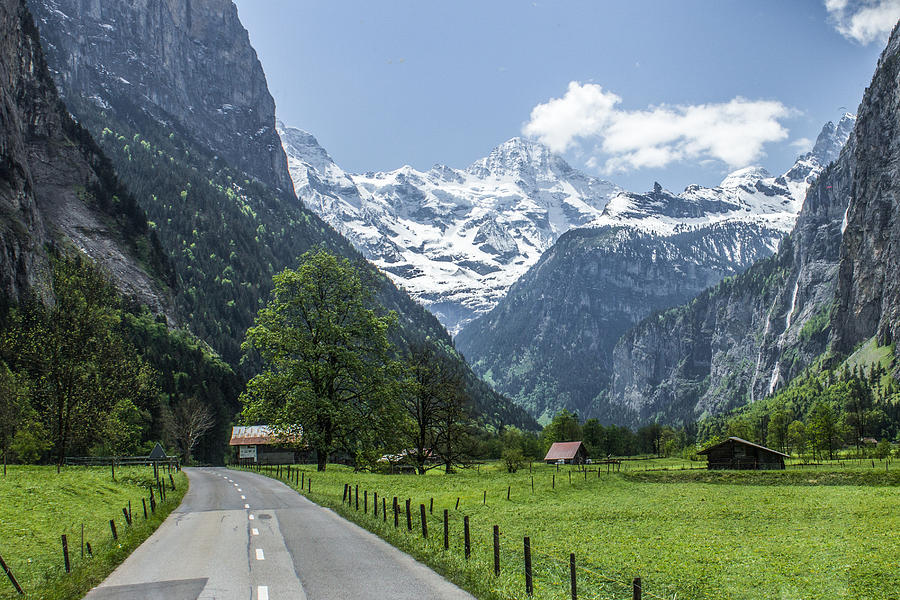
<box><xmin>543</xmin><ymin>441</ymin><xmax>588</xmax><ymax>465</ymax></box>
<box><xmin>698</xmin><ymin>437</ymin><xmax>788</xmax><ymax>470</ymax></box>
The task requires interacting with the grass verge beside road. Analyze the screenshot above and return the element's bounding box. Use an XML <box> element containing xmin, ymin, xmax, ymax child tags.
<box><xmin>0</xmin><ymin>465</ymin><xmax>186</xmax><ymax>600</ymax></box>
<box><xmin>238</xmin><ymin>459</ymin><xmax>900</xmax><ymax>600</ymax></box>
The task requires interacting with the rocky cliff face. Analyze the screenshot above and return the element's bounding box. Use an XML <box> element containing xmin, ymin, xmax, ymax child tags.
<box><xmin>832</xmin><ymin>25</ymin><xmax>900</xmax><ymax>354</ymax></box>
<box><xmin>608</xmin><ymin>25</ymin><xmax>899</xmax><ymax>425</ymax></box>
<box><xmin>0</xmin><ymin>0</ymin><xmax>171</xmax><ymax>313</ymax></box>
<box><xmin>453</xmin><ymin>117</ymin><xmax>851</xmax><ymax>423</ymax></box>
<box><xmin>0</xmin><ymin>0</ymin><xmax>51</xmax><ymax>301</ymax></box>
<box><xmin>28</xmin><ymin>0</ymin><xmax>293</xmax><ymax>195</ymax></box>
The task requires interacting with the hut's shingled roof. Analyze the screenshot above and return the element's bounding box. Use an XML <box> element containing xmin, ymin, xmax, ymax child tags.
<box><xmin>544</xmin><ymin>441</ymin><xmax>585</xmax><ymax>461</ymax></box>
<box><xmin>697</xmin><ymin>436</ymin><xmax>789</xmax><ymax>458</ymax></box>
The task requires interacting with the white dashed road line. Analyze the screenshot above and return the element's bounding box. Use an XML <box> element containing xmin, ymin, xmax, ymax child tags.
<box><xmin>251</xmin><ymin>528</ymin><xmax>259</xmax><ymax>536</ymax></box>
<box><xmin>255</xmin><ymin>549</ymin><xmax>265</xmax><ymax>561</ymax></box>
<box><xmin>249</xmin><ymin>514</ymin><xmax>255</xmax><ymax>520</ymax></box>
<box><xmin>258</xmin><ymin>586</ymin><xmax>269</xmax><ymax>600</ymax></box>
<box><xmin>245</xmin><ymin>504</ymin><xmax>250</xmax><ymax>509</ymax></box>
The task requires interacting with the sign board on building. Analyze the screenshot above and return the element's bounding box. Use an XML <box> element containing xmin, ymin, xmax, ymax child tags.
<box><xmin>239</xmin><ymin>445</ymin><xmax>257</xmax><ymax>460</ymax></box>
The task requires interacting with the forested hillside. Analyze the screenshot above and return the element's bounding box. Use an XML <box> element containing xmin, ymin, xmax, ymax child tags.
<box><xmin>0</xmin><ymin>0</ymin><xmax>241</xmax><ymax>464</ymax></box>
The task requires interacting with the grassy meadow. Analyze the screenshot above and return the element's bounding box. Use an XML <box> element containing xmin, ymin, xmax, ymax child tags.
<box><xmin>239</xmin><ymin>458</ymin><xmax>900</xmax><ymax>600</ymax></box>
<box><xmin>0</xmin><ymin>465</ymin><xmax>186</xmax><ymax>600</ymax></box>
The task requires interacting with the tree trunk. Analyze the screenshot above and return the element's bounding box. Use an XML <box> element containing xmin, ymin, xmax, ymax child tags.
<box><xmin>316</xmin><ymin>450</ymin><xmax>327</xmax><ymax>471</ymax></box>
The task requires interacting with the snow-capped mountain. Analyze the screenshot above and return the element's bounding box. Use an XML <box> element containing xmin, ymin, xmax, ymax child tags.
<box><xmin>280</xmin><ymin>114</ymin><xmax>854</xmax><ymax>336</ymax></box>
<box><xmin>279</xmin><ymin>124</ymin><xmax>621</xmax><ymax>333</ymax></box>
<box><xmin>589</xmin><ymin>113</ymin><xmax>857</xmax><ymax>241</ymax></box>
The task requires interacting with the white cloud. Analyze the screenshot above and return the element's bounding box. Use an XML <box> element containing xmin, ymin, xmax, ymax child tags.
<box><xmin>825</xmin><ymin>0</ymin><xmax>900</xmax><ymax>44</ymax></box>
<box><xmin>522</xmin><ymin>82</ymin><xmax>792</xmax><ymax>174</ymax></box>
<box><xmin>790</xmin><ymin>137</ymin><xmax>815</xmax><ymax>153</ymax></box>
<box><xmin>522</xmin><ymin>82</ymin><xmax>621</xmax><ymax>153</ymax></box>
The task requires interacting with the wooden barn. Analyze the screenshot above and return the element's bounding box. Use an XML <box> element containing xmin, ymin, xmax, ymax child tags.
<box><xmin>698</xmin><ymin>437</ymin><xmax>788</xmax><ymax>470</ymax></box>
<box><xmin>544</xmin><ymin>441</ymin><xmax>588</xmax><ymax>465</ymax></box>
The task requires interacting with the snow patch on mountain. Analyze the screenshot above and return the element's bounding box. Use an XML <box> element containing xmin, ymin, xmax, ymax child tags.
<box><xmin>587</xmin><ymin>114</ymin><xmax>857</xmax><ymax>246</ymax></box>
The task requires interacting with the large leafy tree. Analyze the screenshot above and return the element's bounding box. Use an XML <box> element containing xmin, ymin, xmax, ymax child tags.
<box><xmin>241</xmin><ymin>249</ymin><xmax>398</xmax><ymax>471</ymax></box>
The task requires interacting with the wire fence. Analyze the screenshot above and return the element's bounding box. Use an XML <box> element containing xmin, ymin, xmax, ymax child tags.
<box><xmin>243</xmin><ymin>463</ymin><xmax>680</xmax><ymax>600</ymax></box>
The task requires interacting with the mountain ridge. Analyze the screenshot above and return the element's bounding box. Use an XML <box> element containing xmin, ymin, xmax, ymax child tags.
<box><xmin>454</xmin><ymin>115</ymin><xmax>853</xmax><ymax>422</ymax></box>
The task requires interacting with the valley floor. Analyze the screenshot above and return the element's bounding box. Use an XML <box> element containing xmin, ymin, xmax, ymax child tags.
<box><xmin>239</xmin><ymin>458</ymin><xmax>900</xmax><ymax>600</ymax></box>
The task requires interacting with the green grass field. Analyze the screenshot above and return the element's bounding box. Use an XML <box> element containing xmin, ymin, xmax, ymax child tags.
<box><xmin>0</xmin><ymin>465</ymin><xmax>186</xmax><ymax>600</ymax></box>
<box><xmin>239</xmin><ymin>458</ymin><xmax>900</xmax><ymax>600</ymax></box>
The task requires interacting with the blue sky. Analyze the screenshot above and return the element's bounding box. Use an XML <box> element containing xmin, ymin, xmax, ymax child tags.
<box><xmin>234</xmin><ymin>0</ymin><xmax>896</xmax><ymax>192</ymax></box>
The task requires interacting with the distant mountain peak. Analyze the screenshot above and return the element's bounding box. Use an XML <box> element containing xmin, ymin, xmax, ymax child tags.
<box><xmin>719</xmin><ymin>166</ymin><xmax>772</xmax><ymax>188</ymax></box>
<box><xmin>809</xmin><ymin>113</ymin><xmax>856</xmax><ymax>164</ymax></box>
<box><xmin>466</xmin><ymin>136</ymin><xmax>564</xmax><ymax>179</ymax></box>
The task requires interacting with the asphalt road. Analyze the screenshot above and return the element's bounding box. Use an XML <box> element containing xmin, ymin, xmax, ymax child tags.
<box><xmin>83</xmin><ymin>467</ymin><xmax>474</xmax><ymax>600</ymax></box>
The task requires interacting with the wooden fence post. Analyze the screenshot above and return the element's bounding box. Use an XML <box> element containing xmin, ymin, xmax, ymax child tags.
<box><xmin>374</xmin><ymin>492</ymin><xmax>378</xmax><ymax>517</ymax></box>
<box><xmin>455</xmin><ymin>497</ymin><xmax>460</xmax><ymax>510</ymax></box>
<box><xmin>169</xmin><ymin>474</ymin><xmax>176</xmax><ymax>490</ymax></box>
<box><xmin>109</xmin><ymin>519</ymin><xmax>118</xmax><ymax>541</ymax></box>
<box><xmin>393</xmin><ymin>497</ymin><xmax>399</xmax><ymax>528</ymax></box>
<box><xmin>493</xmin><ymin>525</ymin><xmax>500</xmax><ymax>576</ymax></box>
<box><xmin>343</xmin><ymin>484</ymin><xmax>348</xmax><ymax>504</ymax></box>
<box><xmin>524</xmin><ymin>536</ymin><xmax>533</xmax><ymax>596</ymax></box>
<box><xmin>301</xmin><ymin>472</ymin><xmax>305</xmax><ymax>489</ymax></box>
<box><xmin>507</xmin><ymin>486</ymin><xmax>511</xmax><ymax>501</ymax></box>
<box><xmin>85</xmin><ymin>542</ymin><xmax>92</xmax><ymax>557</ymax></box>
<box><xmin>61</xmin><ymin>535</ymin><xmax>70</xmax><ymax>573</ymax></box>
<box><xmin>443</xmin><ymin>509</ymin><xmax>449</xmax><ymax>550</ymax></box>
<box><xmin>364</xmin><ymin>490</ymin><xmax>368</xmax><ymax>513</ymax></box>
<box><xmin>483</xmin><ymin>490</ymin><xmax>486</xmax><ymax>505</ymax></box>
<box><xmin>0</xmin><ymin>551</ymin><xmax>24</xmax><ymax>594</ymax></box>
<box><xmin>383</xmin><ymin>498</ymin><xmax>387</xmax><ymax>522</ymax></box>
<box><xmin>570</xmin><ymin>553</ymin><xmax>577</xmax><ymax>599</ymax></box>
<box><xmin>430</xmin><ymin>497</ymin><xmax>433</xmax><ymax>514</ymax></box>
<box><xmin>420</xmin><ymin>504</ymin><xmax>427</xmax><ymax>538</ymax></box>
<box><xmin>406</xmin><ymin>499</ymin><xmax>412</xmax><ymax>531</ymax></box>
<box><xmin>464</xmin><ymin>516</ymin><xmax>471</xmax><ymax>559</ymax></box>
<box><xmin>142</xmin><ymin>498</ymin><xmax>148</xmax><ymax>519</ymax></box>
<box><xmin>552</xmin><ymin>474</ymin><xmax>555</xmax><ymax>489</ymax></box>
<box><xmin>123</xmin><ymin>507</ymin><xmax>131</xmax><ymax>526</ymax></box>
<box><xmin>355</xmin><ymin>485</ymin><xmax>359</xmax><ymax>510</ymax></box>
<box><xmin>632</xmin><ymin>576</ymin><xmax>641</xmax><ymax>600</ymax></box>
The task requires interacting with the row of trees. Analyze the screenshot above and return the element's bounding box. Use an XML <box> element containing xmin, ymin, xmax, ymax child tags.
<box><xmin>493</xmin><ymin>358</ymin><xmax>900</xmax><ymax>468</ymax></box>
<box><xmin>700</xmin><ymin>364</ymin><xmax>900</xmax><ymax>460</ymax></box>
<box><xmin>0</xmin><ymin>254</ymin><xmax>226</xmax><ymax>467</ymax></box>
